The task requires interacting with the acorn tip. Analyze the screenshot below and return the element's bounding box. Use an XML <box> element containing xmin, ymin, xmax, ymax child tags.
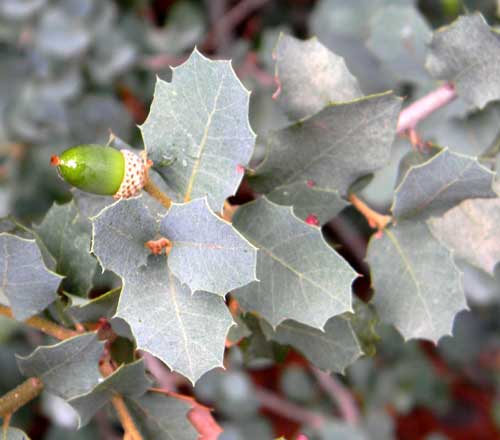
<box><xmin>50</xmin><ymin>155</ymin><xmax>61</xmax><ymax>166</ymax></box>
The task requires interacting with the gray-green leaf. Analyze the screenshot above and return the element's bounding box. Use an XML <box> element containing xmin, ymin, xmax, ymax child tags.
<box><xmin>233</xmin><ymin>197</ymin><xmax>356</xmax><ymax>329</ymax></box>
<box><xmin>367</xmin><ymin>221</ymin><xmax>466</xmax><ymax>342</ymax></box>
<box><xmin>117</xmin><ymin>257</ymin><xmax>233</xmax><ymax>384</ymax></box>
<box><xmin>17</xmin><ymin>333</ymin><xmax>150</xmax><ymax>426</ymax></box>
<box><xmin>91</xmin><ymin>197</ymin><xmax>158</xmax><ymax>278</ymax></box>
<box><xmin>0</xmin><ymin>233</ymin><xmax>61</xmax><ymax>320</ymax></box>
<box><xmin>428</xmin><ymin>198</ymin><xmax>500</xmax><ymax>275</ymax></box>
<box><xmin>262</xmin><ymin>317</ymin><xmax>362</xmax><ymax>373</ymax></box>
<box><xmin>249</xmin><ymin>93</ymin><xmax>401</xmax><ymax>197</ymax></box>
<box><xmin>160</xmin><ymin>198</ymin><xmax>257</xmax><ymax>296</ymax></box>
<box><xmin>426</xmin><ymin>14</ymin><xmax>500</xmax><ymax>110</ymax></box>
<box><xmin>70</xmin><ymin>359</ymin><xmax>151</xmax><ymax>426</ymax></box>
<box><xmin>140</xmin><ymin>49</ymin><xmax>255</xmax><ymax>212</ymax></box>
<box><xmin>273</xmin><ymin>33</ymin><xmax>362</xmax><ymax>120</ymax></box>
<box><xmin>126</xmin><ymin>393</ymin><xmax>197</xmax><ymax>440</ymax></box>
<box><xmin>267</xmin><ymin>181</ymin><xmax>349</xmax><ymax>225</ymax></box>
<box><xmin>34</xmin><ymin>201</ymin><xmax>97</xmax><ymax>296</ymax></box>
<box><xmin>392</xmin><ymin>148</ymin><xmax>497</xmax><ymax>220</ymax></box>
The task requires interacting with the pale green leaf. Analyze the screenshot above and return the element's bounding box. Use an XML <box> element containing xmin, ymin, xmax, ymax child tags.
<box><xmin>65</xmin><ymin>288</ymin><xmax>120</xmax><ymax>323</ymax></box>
<box><xmin>428</xmin><ymin>198</ymin><xmax>500</xmax><ymax>275</ymax></box>
<box><xmin>140</xmin><ymin>49</ymin><xmax>255</xmax><ymax>212</ymax></box>
<box><xmin>126</xmin><ymin>392</ymin><xmax>197</xmax><ymax>440</ymax></box>
<box><xmin>34</xmin><ymin>200</ymin><xmax>97</xmax><ymax>296</ymax></box>
<box><xmin>3</xmin><ymin>427</ymin><xmax>30</xmax><ymax>440</ymax></box>
<box><xmin>367</xmin><ymin>221</ymin><xmax>466</xmax><ymax>342</ymax></box>
<box><xmin>117</xmin><ymin>257</ymin><xmax>233</xmax><ymax>384</ymax></box>
<box><xmin>426</xmin><ymin>14</ymin><xmax>500</xmax><ymax>109</ymax></box>
<box><xmin>233</xmin><ymin>197</ymin><xmax>356</xmax><ymax>329</ymax></box>
<box><xmin>91</xmin><ymin>197</ymin><xmax>158</xmax><ymax>278</ymax></box>
<box><xmin>249</xmin><ymin>93</ymin><xmax>401</xmax><ymax>197</ymax></box>
<box><xmin>160</xmin><ymin>198</ymin><xmax>257</xmax><ymax>296</ymax></box>
<box><xmin>262</xmin><ymin>317</ymin><xmax>362</xmax><ymax>373</ymax></box>
<box><xmin>392</xmin><ymin>148</ymin><xmax>497</xmax><ymax>220</ymax></box>
<box><xmin>0</xmin><ymin>233</ymin><xmax>61</xmax><ymax>320</ymax></box>
<box><xmin>273</xmin><ymin>33</ymin><xmax>362</xmax><ymax>120</ymax></box>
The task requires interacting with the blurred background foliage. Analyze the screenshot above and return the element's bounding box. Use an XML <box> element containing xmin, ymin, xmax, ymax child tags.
<box><xmin>1</xmin><ymin>0</ymin><xmax>500</xmax><ymax>439</ymax></box>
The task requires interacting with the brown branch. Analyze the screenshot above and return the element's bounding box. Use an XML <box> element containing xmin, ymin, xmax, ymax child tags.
<box><xmin>0</xmin><ymin>305</ymin><xmax>79</xmax><ymax>340</ymax></box>
<box><xmin>311</xmin><ymin>367</ymin><xmax>360</xmax><ymax>424</ymax></box>
<box><xmin>111</xmin><ymin>394</ymin><xmax>143</xmax><ymax>440</ymax></box>
<box><xmin>348</xmin><ymin>194</ymin><xmax>392</xmax><ymax>235</ymax></box>
<box><xmin>143</xmin><ymin>179</ymin><xmax>172</xmax><ymax>210</ymax></box>
<box><xmin>397</xmin><ymin>82</ymin><xmax>456</xmax><ymax>134</ymax></box>
<box><xmin>2</xmin><ymin>413</ymin><xmax>11</xmax><ymax>435</ymax></box>
<box><xmin>0</xmin><ymin>377</ymin><xmax>44</xmax><ymax>417</ymax></box>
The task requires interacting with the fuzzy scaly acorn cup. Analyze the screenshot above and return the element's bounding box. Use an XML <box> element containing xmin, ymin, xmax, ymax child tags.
<box><xmin>50</xmin><ymin>144</ymin><xmax>149</xmax><ymax>199</ymax></box>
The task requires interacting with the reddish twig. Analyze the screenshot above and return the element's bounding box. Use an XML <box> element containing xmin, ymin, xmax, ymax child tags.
<box><xmin>311</xmin><ymin>367</ymin><xmax>360</xmax><ymax>425</ymax></box>
<box><xmin>348</xmin><ymin>194</ymin><xmax>392</xmax><ymax>236</ymax></box>
<box><xmin>397</xmin><ymin>82</ymin><xmax>456</xmax><ymax>134</ymax></box>
<box><xmin>255</xmin><ymin>387</ymin><xmax>325</xmax><ymax>429</ymax></box>
<box><xmin>0</xmin><ymin>378</ymin><xmax>44</xmax><ymax>417</ymax></box>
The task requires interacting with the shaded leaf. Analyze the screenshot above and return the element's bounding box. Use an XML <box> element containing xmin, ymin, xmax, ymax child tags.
<box><xmin>17</xmin><ymin>333</ymin><xmax>150</xmax><ymax>426</ymax></box>
<box><xmin>233</xmin><ymin>197</ymin><xmax>356</xmax><ymax>329</ymax></box>
<box><xmin>34</xmin><ymin>201</ymin><xmax>97</xmax><ymax>296</ymax></box>
<box><xmin>117</xmin><ymin>257</ymin><xmax>233</xmax><ymax>384</ymax></box>
<box><xmin>0</xmin><ymin>233</ymin><xmax>61</xmax><ymax>320</ymax></box>
<box><xmin>262</xmin><ymin>317</ymin><xmax>362</xmax><ymax>373</ymax></box>
<box><xmin>367</xmin><ymin>5</ymin><xmax>432</xmax><ymax>83</ymax></box>
<box><xmin>160</xmin><ymin>198</ymin><xmax>257</xmax><ymax>296</ymax></box>
<box><xmin>367</xmin><ymin>221</ymin><xmax>466</xmax><ymax>342</ymax></box>
<box><xmin>65</xmin><ymin>288</ymin><xmax>120</xmax><ymax>323</ymax></box>
<box><xmin>69</xmin><ymin>359</ymin><xmax>151</xmax><ymax>426</ymax></box>
<box><xmin>426</xmin><ymin>14</ymin><xmax>500</xmax><ymax>109</ymax></box>
<box><xmin>140</xmin><ymin>49</ymin><xmax>255</xmax><ymax>212</ymax></box>
<box><xmin>126</xmin><ymin>392</ymin><xmax>197</xmax><ymax>440</ymax></box>
<box><xmin>273</xmin><ymin>33</ymin><xmax>362</xmax><ymax>120</ymax></box>
<box><xmin>392</xmin><ymin>148</ymin><xmax>497</xmax><ymax>220</ymax></box>
<box><xmin>249</xmin><ymin>93</ymin><xmax>401</xmax><ymax>197</ymax></box>
<box><xmin>268</xmin><ymin>181</ymin><xmax>349</xmax><ymax>225</ymax></box>
<box><xmin>429</xmin><ymin>198</ymin><xmax>500</xmax><ymax>275</ymax></box>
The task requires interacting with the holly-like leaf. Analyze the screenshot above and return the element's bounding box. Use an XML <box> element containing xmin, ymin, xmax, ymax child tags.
<box><xmin>91</xmin><ymin>197</ymin><xmax>158</xmax><ymax>278</ymax></box>
<box><xmin>17</xmin><ymin>333</ymin><xmax>150</xmax><ymax>426</ymax></box>
<box><xmin>267</xmin><ymin>181</ymin><xmax>349</xmax><ymax>225</ymax></box>
<box><xmin>140</xmin><ymin>49</ymin><xmax>255</xmax><ymax>213</ymax></box>
<box><xmin>392</xmin><ymin>148</ymin><xmax>497</xmax><ymax>220</ymax></box>
<box><xmin>126</xmin><ymin>392</ymin><xmax>197</xmax><ymax>440</ymax></box>
<box><xmin>117</xmin><ymin>257</ymin><xmax>233</xmax><ymax>384</ymax></box>
<box><xmin>367</xmin><ymin>221</ymin><xmax>466</xmax><ymax>342</ymax></box>
<box><xmin>233</xmin><ymin>197</ymin><xmax>357</xmax><ymax>329</ymax></box>
<box><xmin>262</xmin><ymin>317</ymin><xmax>362</xmax><ymax>373</ymax></box>
<box><xmin>0</xmin><ymin>233</ymin><xmax>61</xmax><ymax>320</ymax></box>
<box><xmin>69</xmin><ymin>359</ymin><xmax>151</xmax><ymax>426</ymax></box>
<box><xmin>426</xmin><ymin>14</ymin><xmax>500</xmax><ymax>110</ymax></box>
<box><xmin>160</xmin><ymin>198</ymin><xmax>257</xmax><ymax>296</ymax></box>
<box><xmin>17</xmin><ymin>333</ymin><xmax>104</xmax><ymax>398</ymax></box>
<box><xmin>428</xmin><ymin>198</ymin><xmax>500</xmax><ymax>275</ymax></box>
<box><xmin>273</xmin><ymin>33</ymin><xmax>362</xmax><ymax>120</ymax></box>
<box><xmin>367</xmin><ymin>5</ymin><xmax>432</xmax><ymax>83</ymax></box>
<box><xmin>34</xmin><ymin>200</ymin><xmax>97</xmax><ymax>296</ymax></box>
<box><xmin>65</xmin><ymin>288</ymin><xmax>120</xmax><ymax>323</ymax></box>
<box><xmin>249</xmin><ymin>93</ymin><xmax>401</xmax><ymax>197</ymax></box>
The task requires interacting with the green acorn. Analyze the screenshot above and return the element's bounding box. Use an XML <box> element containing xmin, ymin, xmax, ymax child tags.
<box><xmin>51</xmin><ymin>144</ymin><xmax>148</xmax><ymax>199</ymax></box>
